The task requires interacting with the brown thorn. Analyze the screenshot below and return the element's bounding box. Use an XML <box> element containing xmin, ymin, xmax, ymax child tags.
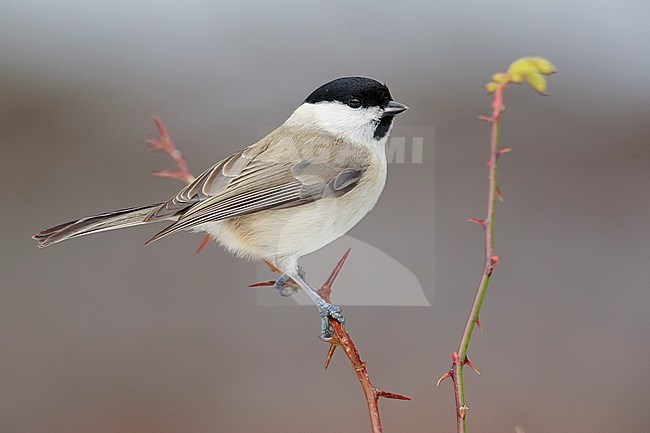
<box><xmin>248</xmin><ymin>280</ymin><xmax>276</xmax><ymax>288</ymax></box>
<box><xmin>476</xmin><ymin>318</ymin><xmax>483</xmax><ymax>333</ymax></box>
<box><xmin>478</xmin><ymin>115</ymin><xmax>493</xmax><ymax>123</ymax></box>
<box><xmin>468</xmin><ymin>217</ymin><xmax>485</xmax><ymax>227</ymax></box>
<box><xmin>318</xmin><ymin>248</ymin><xmax>351</xmax><ymax>301</ymax></box>
<box><xmin>376</xmin><ymin>390</ymin><xmax>412</xmax><ymax>401</ymax></box>
<box><xmin>436</xmin><ymin>371</ymin><xmax>452</xmax><ymax>386</ymax></box>
<box><xmin>496</xmin><ymin>186</ymin><xmax>504</xmax><ymax>203</ymax></box>
<box><xmin>195</xmin><ymin>235</ymin><xmax>211</xmax><ymax>254</ymax></box>
<box><xmin>464</xmin><ymin>356</ymin><xmax>481</xmax><ymax>375</ymax></box>
<box><xmin>498</xmin><ymin>147</ymin><xmax>512</xmax><ymax>157</ymax></box>
<box><xmin>459</xmin><ymin>405</ymin><xmax>469</xmax><ymax>419</ymax></box>
<box><xmin>262</xmin><ymin>259</ymin><xmax>282</xmax><ymax>274</ymax></box>
<box><xmin>249</xmin><ymin>277</ymin><xmax>298</xmax><ymax>290</ymax></box>
<box><xmin>324</xmin><ymin>343</ymin><xmax>337</xmax><ymax>370</ymax></box>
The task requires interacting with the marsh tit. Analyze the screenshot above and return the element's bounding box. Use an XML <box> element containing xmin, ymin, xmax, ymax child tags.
<box><xmin>33</xmin><ymin>77</ymin><xmax>408</xmax><ymax>338</ymax></box>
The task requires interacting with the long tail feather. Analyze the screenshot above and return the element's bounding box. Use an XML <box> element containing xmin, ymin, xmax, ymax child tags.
<box><xmin>33</xmin><ymin>203</ymin><xmax>165</xmax><ymax>248</ymax></box>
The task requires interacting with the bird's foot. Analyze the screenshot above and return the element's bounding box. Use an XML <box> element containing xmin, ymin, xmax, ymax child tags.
<box><xmin>273</xmin><ymin>274</ymin><xmax>298</xmax><ymax>297</ymax></box>
<box><xmin>318</xmin><ymin>302</ymin><xmax>345</xmax><ymax>340</ymax></box>
<box><xmin>273</xmin><ymin>265</ymin><xmax>306</xmax><ymax>298</ymax></box>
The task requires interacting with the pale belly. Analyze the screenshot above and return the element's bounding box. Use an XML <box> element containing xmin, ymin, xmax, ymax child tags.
<box><xmin>193</xmin><ymin>169</ymin><xmax>386</xmax><ymax>265</ymax></box>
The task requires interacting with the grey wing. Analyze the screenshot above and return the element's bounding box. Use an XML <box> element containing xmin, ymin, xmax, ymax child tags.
<box><xmin>144</xmin><ymin>143</ymin><xmax>267</xmax><ymax>222</ymax></box>
<box><xmin>145</xmin><ymin>152</ymin><xmax>364</xmax><ymax>244</ymax></box>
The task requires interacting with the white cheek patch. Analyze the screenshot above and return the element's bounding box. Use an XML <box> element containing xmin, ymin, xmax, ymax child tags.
<box><xmin>288</xmin><ymin>102</ymin><xmax>382</xmax><ymax>146</ymax></box>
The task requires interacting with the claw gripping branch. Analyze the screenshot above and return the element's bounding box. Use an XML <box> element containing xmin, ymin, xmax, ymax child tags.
<box><xmin>258</xmin><ymin>250</ymin><xmax>410</xmax><ymax>433</ymax></box>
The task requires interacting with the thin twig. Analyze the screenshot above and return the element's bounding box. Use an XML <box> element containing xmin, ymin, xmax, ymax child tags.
<box><xmin>256</xmin><ymin>250</ymin><xmax>411</xmax><ymax>433</ymax></box>
<box><xmin>437</xmin><ymin>82</ymin><xmax>504</xmax><ymax>433</ymax></box>
<box><xmin>437</xmin><ymin>56</ymin><xmax>555</xmax><ymax>433</ymax></box>
<box><xmin>147</xmin><ymin>115</ymin><xmax>212</xmax><ymax>250</ymax></box>
<box><xmin>147</xmin><ymin>115</ymin><xmax>195</xmax><ymax>183</ymax></box>
<box><xmin>318</xmin><ymin>250</ymin><xmax>411</xmax><ymax>433</ymax></box>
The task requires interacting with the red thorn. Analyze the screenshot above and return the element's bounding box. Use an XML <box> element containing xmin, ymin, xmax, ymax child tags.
<box><xmin>498</xmin><ymin>147</ymin><xmax>512</xmax><ymax>157</ymax></box>
<box><xmin>496</xmin><ymin>186</ymin><xmax>504</xmax><ymax>203</ymax></box>
<box><xmin>318</xmin><ymin>248</ymin><xmax>351</xmax><ymax>301</ymax></box>
<box><xmin>476</xmin><ymin>318</ymin><xmax>483</xmax><ymax>333</ymax></box>
<box><xmin>436</xmin><ymin>371</ymin><xmax>452</xmax><ymax>386</ymax></box>
<box><xmin>464</xmin><ymin>356</ymin><xmax>481</xmax><ymax>375</ymax></box>
<box><xmin>195</xmin><ymin>235</ymin><xmax>211</xmax><ymax>254</ymax></box>
<box><xmin>248</xmin><ymin>280</ymin><xmax>276</xmax><ymax>288</ymax></box>
<box><xmin>324</xmin><ymin>343</ymin><xmax>337</xmax><ymax>370</ymax></box>
<box><xmin>376</xmin><ymin>390</ymin><xmax>411</xmax><ymax>401</ymax></box>
<box><xmin>468</xmin><ymin>217</ymin><xmax>485</xmax><ymax>227</ymax></box>
<box><xmin>262</xmin><ymin>259</ymin><xmax>282</xmax><ymax>274</ymax></box>
<box><xmin>478</xmin><ymin>115</ymin><xmax>493</xmax><ymax>122</ymax></box>
<box><xmin>250</xmin><ymin>259</ymin><xmax>287</xmax><ymax>287</ymax></box>
<box><xmin>324</xmin><ymin>248</ymin><xmax>350</xmax><ymax>287</ymax></box>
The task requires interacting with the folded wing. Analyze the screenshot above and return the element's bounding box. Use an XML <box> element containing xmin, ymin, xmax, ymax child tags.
<box><xmin>144</xmin><ymin>140</ymin><xmax>364</xmax><ymax>244</ymax></box>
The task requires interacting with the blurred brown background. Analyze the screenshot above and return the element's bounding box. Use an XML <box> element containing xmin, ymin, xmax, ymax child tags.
<box><xmin>1</xmin><ymin>1</ymin><xmax>649</xmax><ymax>432</ymax></box>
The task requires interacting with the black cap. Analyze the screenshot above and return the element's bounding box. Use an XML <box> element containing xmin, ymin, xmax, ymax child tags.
<box><xmin>304</xmin><ymin>77</ymin><xmax>393</xmax><ymax>109</ymax></box>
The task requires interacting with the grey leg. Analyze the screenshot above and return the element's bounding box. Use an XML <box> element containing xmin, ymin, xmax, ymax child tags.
<box><xmin>273</xmin><ymin>274</ymin><xmax>297</xmax><ymax>297</ymax></box>
<box><xmin>273</xmin><ymin>265</ymin><xmax>305</xmax><ymax>297</ymax></box>
<box><xmin>286</xmin><ymin>270</ymin><xmax>345</xmax><ymax>340</ymax></box>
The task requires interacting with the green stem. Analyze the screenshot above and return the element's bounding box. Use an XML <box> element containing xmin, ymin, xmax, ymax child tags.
<box><xmin>452</xmin><ymin>83</ymin><xmax>504</xmax><ymax>433</ymax></box>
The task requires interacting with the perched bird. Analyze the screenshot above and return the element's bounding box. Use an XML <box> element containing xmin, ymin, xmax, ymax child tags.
<box><xmin>33</xmin><ymin>77</ymin><xmax>408</xmax><ymax>338</ymax></box>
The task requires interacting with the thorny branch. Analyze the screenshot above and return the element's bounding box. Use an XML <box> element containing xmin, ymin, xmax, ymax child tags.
<box><xmin>147</xmin><ymin>116</ymin><xmax>409</xmax><ymax>433</ymax></box>
<box><xmin>436</xmin><ymin>57</ymin><xmax>555</xmax><ymax>433</ymax></box>
<box><xmin>254</xmin><ymin>252</ymin><xmax>410</xmax><ymax>433</ymax></box>
<box><xmin>148</xmin><ymin>115</ymin><xmax>195</xmax><ymax>183</ymax></box>
<box><xmin>148</xmin><ymin>115</ymin><xmax>212</xmax><ymax>253</ymax></box>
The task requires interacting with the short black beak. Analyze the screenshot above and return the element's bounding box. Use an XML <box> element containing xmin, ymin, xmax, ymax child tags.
<box><xmin>384</xmin><ymin>100</ymin><xmax>409</xmax><ymax>116</ymax></box>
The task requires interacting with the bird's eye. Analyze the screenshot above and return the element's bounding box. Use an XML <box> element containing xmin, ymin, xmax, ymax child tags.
<box><xmin>348</xmin><ymin>98</ymin><xmax>362</xmax><ymax>109</ymax></box>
